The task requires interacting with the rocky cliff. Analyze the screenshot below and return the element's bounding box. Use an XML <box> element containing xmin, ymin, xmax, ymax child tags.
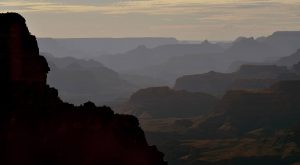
<box><xmin>205</xmin><ymin>80</ymin><xmax>300</xmax><ymax>134</ymax></box>
<box><xmin>0</xmin><ymin>13</ymin><xmax>166</xmax><ymax>165</ymax></box>
<box><xmin>141</xmin><ymin>81</ymin><xmax>300</xmax><ymax>165</ymax></box>
<box><xmin>174</xmin><ymin>64</ymin><xmax>297</xmax><ymax>97</ymax></box>
<box><xmin>118</xmin><ymin>87</ymin><xmax>218</xmax><ymax>118</ymax></box>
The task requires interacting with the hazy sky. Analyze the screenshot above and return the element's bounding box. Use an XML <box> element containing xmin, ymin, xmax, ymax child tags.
<box><xmin>1</xmin><ymin>0</ymin><xmax>300</xmax><ymax>40</ymax></box>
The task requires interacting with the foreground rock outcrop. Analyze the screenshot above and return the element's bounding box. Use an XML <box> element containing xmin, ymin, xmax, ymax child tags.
<box><xmin>0</xmin><ymin>13</ymin><xmax>166</xmax><ymax>165</ymax></box>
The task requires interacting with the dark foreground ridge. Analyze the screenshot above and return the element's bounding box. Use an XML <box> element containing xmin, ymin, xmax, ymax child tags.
<box><xmin>0</xmin><ymin>13</ymin><xmax>166</xmax><ymax>165</ymax></box>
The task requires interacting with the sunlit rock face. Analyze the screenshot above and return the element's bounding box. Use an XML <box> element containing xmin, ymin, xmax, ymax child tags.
<box><xmin>0</xmin><ymin>13</ymin><xmax>167</xmax><ymax>165</ymax></box>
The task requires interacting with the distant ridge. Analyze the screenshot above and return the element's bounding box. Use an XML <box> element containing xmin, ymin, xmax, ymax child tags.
<box><xmin>38</xmin><ymin>37</ymin><xmax>179</xmax><ymax>58</ymax></box>
<box><xmin>271</xmin><ymin>31</ymin><xmax>300</xmax><ymax>36</ymax></box>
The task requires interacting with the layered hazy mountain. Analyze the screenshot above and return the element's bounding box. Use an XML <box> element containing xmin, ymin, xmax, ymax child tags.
<box><xmin>96</xmin><ymin>32</ymin><xmax>300</xmax><ymax>83</ymax></box>
<box><xmin>37</xmin><ymin>31</ymin><xmax>300</xmax><ymax>105</ymax></box>
<box><xmin>97</xmin><ymin>41</ymin><xmax>224</xmax><ymax>71</ymax></box>
<box><xmin>38</xmin><ymin>37</ymin><xmax>179</xmax><ymax>59</ymax></box>
<box><xmin>277</xmin><ymin>49</ymin><xmax>300</xmax><ymax>66</ymax></box>
<box><xmin>144</xmin><ymin>34</ymin><xmax>300</xmax><ymax>82</ymax></box>
<box><xmin>174</xmin><ymin>64</ymin><xmax>300</xmax><ymax>97</ymax></box>
<box><xmin>45</xmin><ymin>53</ymin><xmax>170</xmax><ymax>105</ymax></box>
<box><xmin>44</xmin><ymin>53</ymin><xmax>136</xmax><ymax>105</ymax></box>
<box><xmin>257</xmin><ymin>31</ymin><xmax>300</xmax><ymax>56</ymax></box>
<box><xmin>36</xmin><ymin>32</ymin><xmax>300</xmax><ymax>165</ymax></box>
<box><xmin>117</xmin><ymin>87</ymin><xmax>218</xmax><ymax>118</ymax></box>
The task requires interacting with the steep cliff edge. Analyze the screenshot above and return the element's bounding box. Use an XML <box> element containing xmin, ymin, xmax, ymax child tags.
<box><xmin>0</xmin><ymin>13</ymin><xmax>166</xmax><ymax>165</ymax></box>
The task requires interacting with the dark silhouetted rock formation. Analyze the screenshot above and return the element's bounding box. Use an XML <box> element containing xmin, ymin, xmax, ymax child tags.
<box><xmin>0</xmin><ymin>13</ymin><xmax>49</xmax><ymax>86</ymax></box>
<box><xmin>0</xmin><ymin>13</ymin><xmax>166</xmax><ymax>165</ymax></box>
